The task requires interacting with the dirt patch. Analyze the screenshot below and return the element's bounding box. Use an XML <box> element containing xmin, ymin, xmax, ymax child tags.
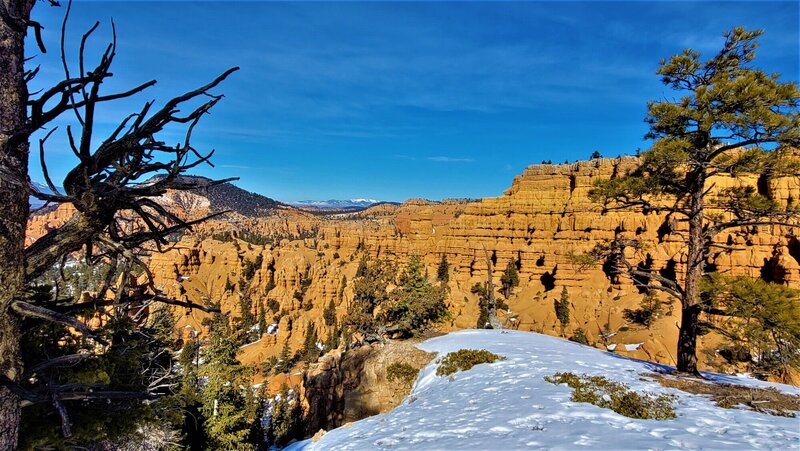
<box><xmin>645</xmin><ymin>373</ymin><xmax>800</xmax><ymax>417</ymax></box>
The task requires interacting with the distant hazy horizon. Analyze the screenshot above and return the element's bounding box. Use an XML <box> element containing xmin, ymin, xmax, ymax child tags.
<box><xmin>27</xmin><ymin>1</ymin><xmax>799</xmax><ymax>202</ymax></box>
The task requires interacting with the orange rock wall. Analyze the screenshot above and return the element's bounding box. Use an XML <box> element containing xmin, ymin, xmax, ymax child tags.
<box><xmin>27</xmin><ymin>157</ymin><xmax>800</xmax><ymax>373</ymax></box>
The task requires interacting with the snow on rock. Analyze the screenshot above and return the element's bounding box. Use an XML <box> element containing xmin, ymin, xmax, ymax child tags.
<box><xmin>287</xmin><ymin>330</ymin><xmax>800</xmax><ymax>450</ymax></box>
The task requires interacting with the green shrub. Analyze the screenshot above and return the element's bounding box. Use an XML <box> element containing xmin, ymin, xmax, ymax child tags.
<box><xmin>266</xmin><ymin>299</ymin><xmax>280</xmax><ymax>312</ymax></box>
<box><xmin>623</xmin><ymin>294</ymin><xmax>663</xmax><ymax>328</ymax></box>
<box><xmin>545</xmin><ymin>372</ymin><xmax>676</xmax><ymax>420</ymax></box>
<box><xmin>436</xmin><ymin>349</ymin><xmax>505</xmax><ymax>376</ymax></box>
<box><xmin>261</xmin><ymin>356</ymin><xmax>279</xmax><ymax>376</ymax></box>
<box><xmin>569</xmin><ymin>327</ymin><xmax>590</xmax><ymax>345</ymax></box>
<box><xmin>386</xmin><ymin>362</ymin><xmax>419</xmax><ymax>385</ymax></box>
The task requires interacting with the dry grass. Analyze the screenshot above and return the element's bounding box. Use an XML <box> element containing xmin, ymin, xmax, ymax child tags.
<box><xmin>646</xmin><ymin>373</ymin><xmax>800</xmax><ymax>417</ymax></box>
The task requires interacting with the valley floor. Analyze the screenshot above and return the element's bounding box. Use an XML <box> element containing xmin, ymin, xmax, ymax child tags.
<box><xmin>288</xmin><ymin>330</ymin><xmax>799</xmax><ymax>450</ymax></box>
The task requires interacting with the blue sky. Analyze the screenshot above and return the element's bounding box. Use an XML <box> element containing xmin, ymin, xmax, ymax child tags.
<box><xmin>26</xmin><ymin>1</ymin><xmax>799</xmax><ymax>202</ymax></box>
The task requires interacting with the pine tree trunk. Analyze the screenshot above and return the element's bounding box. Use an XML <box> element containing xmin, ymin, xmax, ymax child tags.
<box><xmin>482</xmin><ymin>246</ymin><xmax>502</xmax><ymax>329</ymax></box>
<box><xmin>677</xmin><ymin>169</ymin><xmax>706</xmax><ymax>374</ymax></box>
<box><xmin>0</xmin><ymin>2</ymin><xmax>33</xmax><ymax>448</ymax></box>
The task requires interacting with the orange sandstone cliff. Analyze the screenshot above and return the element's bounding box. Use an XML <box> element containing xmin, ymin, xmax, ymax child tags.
<box><xmin>27</xmin><ymin>157</ymin><xmax>800</xmax><ymax>377</ymax></box>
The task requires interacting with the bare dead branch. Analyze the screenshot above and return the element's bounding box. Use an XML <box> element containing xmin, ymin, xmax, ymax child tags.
<box><xmin>11</xmin><ymin>300</ymin><xmax>106</xmax><ymax>345</ymax></box>
<box><xmin>25</xmin><ymin>354</ymin><xmax>95</xmax><ymax>378</ymax></box>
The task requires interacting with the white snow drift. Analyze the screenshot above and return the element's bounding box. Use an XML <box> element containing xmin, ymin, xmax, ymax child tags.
<box><xmin>288</xmin><ymin>329</ymin><xmax>800</xmax><ymax>450</ymax></box>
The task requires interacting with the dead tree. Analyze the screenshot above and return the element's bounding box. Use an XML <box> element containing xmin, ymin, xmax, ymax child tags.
<box><xmin>1</xmin><ymin>1</ymin><xmax>237</xmax><ymax>446</ymax></box>
<box><xmin>481</xmin><ymin>244</ymin><xmax>502</xmax><ymax>329</ymax></box>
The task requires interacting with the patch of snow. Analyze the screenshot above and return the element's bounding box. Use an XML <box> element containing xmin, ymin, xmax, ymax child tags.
<box><xmin>288</xmin><ymin>199</ymin><xmax>382</xmax><ymax>209</ymax></box>
<box><xmin>624</xmin><ymin>342</ymin><xmax>644</xmax><ymax>351</ymax></box>
<box><xmin>286</xmin><ymin>330</ymin><xmax>800</xmax><ymax>451</ymax></box>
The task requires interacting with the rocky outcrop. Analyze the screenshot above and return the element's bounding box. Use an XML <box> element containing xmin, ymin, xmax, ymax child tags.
<box><xmin>302</xmin><ymin>340</ymin><xmax>435</xmax><ymax>434</ymax></box>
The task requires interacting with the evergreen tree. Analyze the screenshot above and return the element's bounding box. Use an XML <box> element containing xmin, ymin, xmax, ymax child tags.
<box><xmin>398</xmin><ymin>255</ymin><xmax>426</xmax><ymax>294</ymax></box>
<box><xmin>239</xmin><ymin>295</ymin><xmax>255</xmax><ymax>331</ymax></box>
<box><xmin>177</xmin><ymin>335</ymin><xmax>205</xmax><ymax>448</ymax></box>
<box><xmin>19</xmin><ymin>299</ymin><xmax>185</xmax><ymax>449</ymax></box>
<box><xmin>555</xmin><ymin>287</ymin><xmax>570</xmax><ymax>335</ymax></box>
<box><xmin>178</xmin><ymin>336</ymin><xmax>201</xmax><ymax>400</ymax></box>
<box><xmin>500</xmin><ymin>260</ymin><xmax>520</xmax><ymax>299</ymax></box>
<box><xmin>302</xmin><ymin>321</ymin><xmax>320</xmax><ymax>363</ymax></box>
<box><xmin>323</xmin><ymin>298</ymin><xmax>337</xmax><ymax>327</ymax></box>
<box><xmin>339</xmin><ymin>275</ymin><xmax>348</xmax><ymax>302</ymax></box>
<box><xmin>266</xmin><ymin>386</ymin><xmax>304</xmax><ymax>448</ymax></box>
<box><xmin>356</xmin><ymin>255</ymin><xmax>369</xmax><ymax>277</ymax></box>
<box><xmin>343</xmin><ymin>257</ymin><xmax>395</xmax><ymax>340</ymax></box>
<box><xmin>590</xmin><ymin>27</ymin><xmax>799</xmax><ymax>373</ymax></box>
<box><xmin>325</xmin><ymin>326</ymin><xmax>342</xmax><ymax>352</ymax></box>
<box><xmin>700</xmin><ymin>274</ymin><xmax>800</xmax><ymax>379</ymax></box>
<box><xmin>275</xmin><ymin>339</ymin><xmax>294</xmax><ymax>374</ymax></box>
<box><xmin>199</xmin><ymin>314</ymin><xmax>257</xmax><ymax>450</ymax></box>
<box><xmin>0</xmin><ymin>5</ymin><xmax>236</xmax><ymax>446</ymax></box>
<box><xmin>257</xmin><ymin>301</ymin><xmax>268</xmax><ymax>338</ymax></box>
<box><xmin>385</xmin><ymin>256</ymin><xmax>449</xmax><ymax>337</ymax></box>
<box><xmin>472</xmin><ymin>282</ymin><xmax>490</xmax><ymax>329</ymax></box>
<box><xmin>437</xmin><ymin>254</ymin><xmax>450</xmax><ymax>283</ymax></box>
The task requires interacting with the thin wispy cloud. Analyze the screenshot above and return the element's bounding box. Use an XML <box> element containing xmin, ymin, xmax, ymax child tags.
<box><xmin>427</xmin><ymin>156</ymin><xmax>474</xmax><ymax>163</ymax></box>
<box><xmin>26</xmin><ymin>1</ymin><xmax>798</xmax><ymax>202</ymax></box>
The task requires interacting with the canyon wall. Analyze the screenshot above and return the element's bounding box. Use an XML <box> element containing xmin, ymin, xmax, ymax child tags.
<box><xmin>28</xmin><ymin>157</ymin><xmax>800</xmax><ymax>375</ymax></box>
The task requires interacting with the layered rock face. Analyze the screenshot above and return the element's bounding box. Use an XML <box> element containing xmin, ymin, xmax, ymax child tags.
<box><xmin>302</xmin><ymin>340</ymin><xmax>435</xmax><ymax>434</ymax></box>
<box><xmin>242</xmin><ymin>158</ymin><xmax>799</xmax><ymax>371</ymax></box>
<box><xmin>27</xmin><ymin>157</ymin><xmax>800</xmax><ymax>374</ymax></box>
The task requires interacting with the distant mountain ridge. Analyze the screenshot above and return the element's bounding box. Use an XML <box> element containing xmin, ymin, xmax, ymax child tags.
<box><xmin>289</xmin><ymin>199</ymin><xmax>389</xmax><ymax>210</ymax></box>
<box><xmin>29</xmin><ymin>182</ymin><xmax>63</xmax><ymax>210</ymax></box>
<box><xmin>152</xmin><ymin>175</ymin><xmax>288</xmax><ymax>217</ymax></box>
<box><xmin>30</xmin><ymin>176</ymin><xmax>288</xmax><ymax>218</ymax></box>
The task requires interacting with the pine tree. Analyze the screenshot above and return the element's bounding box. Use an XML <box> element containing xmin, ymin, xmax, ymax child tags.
<box><xmin>555</xmin><ymin>287</ymin><xmax>570</xmax><ymax>335</ymax></box>
<box><xmin>399</xmin><ymin>255</ymin><xmax>426</xmax><ymax>294</ymax></box>
<box><xmin>239</xmin><ymin>295</ymin><xmax>255</xmax><ymax>331</ymax></box>
<box><xmin>199</xmin><ymin>314</ymin><xmax>257</xmax><ymax>450</ymax></box>
<box><xmin>257</xmin><ymin>301</ymin><xmax>267</xmax><ymax>338</ymax></box>
<box><xmin>302</xmin><ymin>321</ymin><xmax>320</xmax><ymax>363</ymax></box>
<box><xmin>323</xmin><ymin>298</ymin><xmax>337</xmax><ymax>327</ymax></box>
<box><xmin>437</xmin><ymin>254</ymin><xmax>450</xmax><ymax>283</ymax></box>
<box><xmin>275</xmin><ymin>339</ymin><xmax>293</xmax><ymax>374</ymax></box>
<box><xmin>266</xmin><ymin>385</ymin><xmax>304</xmax><ymax>448</ymax></box>
<box><xmin>177</xmin><ymin>335</ymin><xmax>205</xmax><ymax>448</ymax></box>
<box><xmin>500</xmin><ymin>260</ymin><xmax>520</xmax><ymax>299</ymax></box>
<box><xmin>385</xmin><ymin>256</ymin><xmax>449</xmax><ymax>337</ymax></box>
<box><xmin>700</xmin><ymin>274</ymin><xmax>800</xmax><ymax>379</ymax></box>
<box><xmin>472</xmin><ymin>283</ymin><xmax>490</xmax><ymax>329</ymax></box>
<box><xmin>356</xmin><ymin>255</ymin><xmax>369</xmax><ymax>277</ymax></box>
<box><xmin>178</xmin><ymin>337</ymin><xmax>201</xmax><ymax>400</ymax></box>
<box><xmin>590</xmin><ymin>27</ymin><xmax>800</xmax><ymax>373</ymax></box>
<box><xmin>343</xmin><ymin>257</ymin><xmax>395</xmax><ymax>340</ymax></box>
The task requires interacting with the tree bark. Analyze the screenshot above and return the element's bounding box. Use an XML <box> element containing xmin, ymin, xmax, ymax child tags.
<box><xmin>677</xmin><ymin>168</ymin><xmax>706</xmax><ymax>374</ymax></box>
<box><xmin>0</xmin><ymin>1</ymin><xmax>32</xmax><ymax>448</ymax></box>
<box><xmin>481</xmin><ymin>245</ymin><xmax>502</xmax><ymax>329</ymax></box>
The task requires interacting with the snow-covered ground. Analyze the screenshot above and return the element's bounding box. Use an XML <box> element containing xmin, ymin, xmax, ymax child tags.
<box><xmin>287</xmin><ymin>330</ymin><xmax>800</xmax><ymax>450</ymax></box>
